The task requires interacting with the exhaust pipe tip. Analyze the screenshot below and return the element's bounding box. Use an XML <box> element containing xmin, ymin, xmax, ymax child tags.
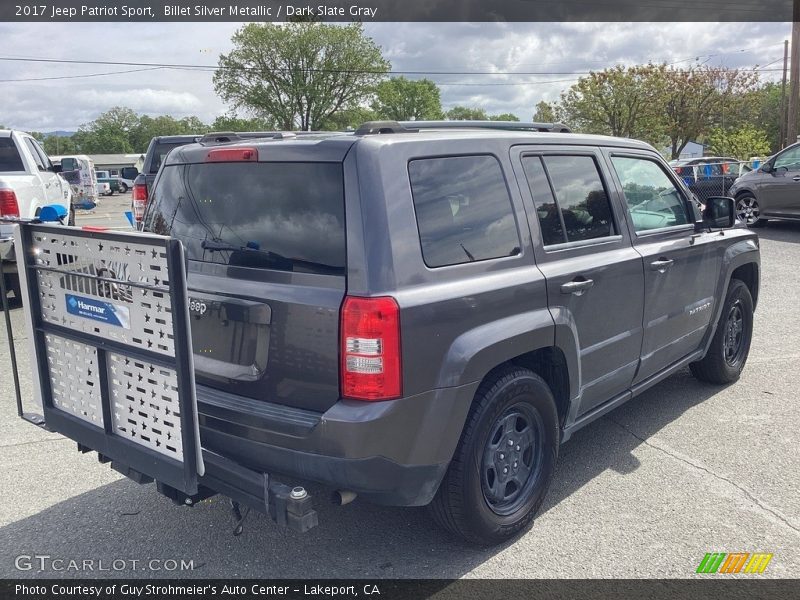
<box><xmin>331</xmin><ymin>490</ymin><xmax>357</xmax><ymax>506</ymax></box>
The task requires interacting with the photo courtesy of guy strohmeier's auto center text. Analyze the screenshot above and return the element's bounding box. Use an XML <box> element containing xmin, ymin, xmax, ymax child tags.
<box><xmin>0</xmin><ymin>1</ymin><xmax>797</xmax><ymax>599</ymax></box>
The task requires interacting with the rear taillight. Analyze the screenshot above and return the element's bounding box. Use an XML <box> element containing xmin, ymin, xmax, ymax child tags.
<box><xmin>340</xmin><ymin>296</ymin><xmax>401</xmax><ymax>401</ymax></box>
<box><xmin>0</xmin><ymin>189</ymin><xmax>20</xmax><ymax>218</ymax></box>
<box><xmin>132</xmin><ymin>183</ymin><xmax>148</xmax><ymax>223</ymax></box>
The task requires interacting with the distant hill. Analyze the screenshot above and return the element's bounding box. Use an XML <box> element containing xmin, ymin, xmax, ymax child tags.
<box><xmin>42</xmin><ymin>130</ymin><xmax>76</xmax><ymax>137</ymax></box>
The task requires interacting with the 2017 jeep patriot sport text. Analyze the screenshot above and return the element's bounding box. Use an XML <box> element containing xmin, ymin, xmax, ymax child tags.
<box><xmin>142</xmin><ymin>121</ymin><xmax>760</xmax><ymax>545</ymax></box>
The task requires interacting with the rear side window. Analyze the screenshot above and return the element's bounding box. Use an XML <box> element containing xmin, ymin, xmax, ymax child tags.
<box><xmin>0</xmin><ymin>138</ymin><xmax>24</xmax><ymax>171</ymax></box>
<box><xmin>408</xmin><ymin>155</ymin><xmax>520</xmax><ymax>268</ymax></box>
<box><xmin>150</xmin><ymin>142</ymin><xmax>190</xmax><ymax>173</ymax></box>
<box><xmin>522</xmin><ymin>154</ymin><xmax>615</xmax><ymax>245</ymax></box>
<box><xmin>145</xmin><ymin>162</ymin><xmax>345</xmax><ymax>275</ymax></box>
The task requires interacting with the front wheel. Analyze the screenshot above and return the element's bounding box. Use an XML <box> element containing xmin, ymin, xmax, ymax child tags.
<box><xmin>735</xmin><ymin>194</ymin><xmax>766</xmax><ymax>228</ymax></box>
<box><xmin>690</xmin><ymin>279</ymin><xmax>754</xmax><ymax>384</ymax></box>
<box><xmin>428</xmin><ymin>366</ymin><xmax>559</xmax><ymax>546</ymax></box>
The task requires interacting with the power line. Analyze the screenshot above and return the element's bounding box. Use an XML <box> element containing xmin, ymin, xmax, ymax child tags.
<box><xmin>0</xmin><ymin>54</ymin><xmax>787</xmax><ymax>77</ymax></box>
<box><xmin>0</xmin><ymin>66</ymin><xmax>164</xmax><ymax>83</ymax></box>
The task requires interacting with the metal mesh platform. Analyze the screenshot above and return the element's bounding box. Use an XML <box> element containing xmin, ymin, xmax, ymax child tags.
<box><xmin>18</xmin><ymin>224</ymin><xmax>202</xmax><ymax>493</ymax></box>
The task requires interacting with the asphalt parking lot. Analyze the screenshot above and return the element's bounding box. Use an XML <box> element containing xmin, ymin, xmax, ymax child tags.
<box><xmin>0</xmin><ymin>213</ymin><xmax>798</xmax><ymax>579</ymax></box>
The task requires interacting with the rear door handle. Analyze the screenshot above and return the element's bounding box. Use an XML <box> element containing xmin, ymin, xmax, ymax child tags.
<box><xmin>560</xmin><ymin>279</ymin><xmax>594</xmax><ymax>295</ymax></box>
<box><xmin>793</xmin><ymin>175</ymin><xmax>800</xmax><ymax>182</ymax></box>
<box><xmin>650</xmin><ymin>258</ymin><xmax>674</xmax><ymax>272</ymax></box>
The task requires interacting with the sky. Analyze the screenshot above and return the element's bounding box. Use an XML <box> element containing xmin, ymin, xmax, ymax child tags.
<box><xmin>0</xmin><ymin>21</ymin><xmax>792</xmax><ymax>132</ymax></box>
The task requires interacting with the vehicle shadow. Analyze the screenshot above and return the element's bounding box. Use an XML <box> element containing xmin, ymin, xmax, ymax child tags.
<box><xmin>753</xmin><ymin>220</ymin><xmax>800</xmax><ymax>243</ymax></box>
<box><xmin>0</xmin><ymin>369</ymin><xmax>727</xmax><ymax>579</ymax></box>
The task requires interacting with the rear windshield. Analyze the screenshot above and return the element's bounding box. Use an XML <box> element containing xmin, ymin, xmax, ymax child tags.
<box><xmin>149</xmin><ymin>141</ymin><xmax>193</xmax><ymax>173</ymax></box>
<box><xmin>144</xmin><ymin>161</ymin><xmax>345</xmax><ymax>275</ymax></box>
<box><xmin>0</xmin><ymin>138</ymin><xmax>24</xmax><ymax>172</ymax></box>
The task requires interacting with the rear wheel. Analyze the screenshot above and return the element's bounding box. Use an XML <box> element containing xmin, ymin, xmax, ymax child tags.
<box><xmin>119</xmin><ymin>183</ymin><xmax>128</xmax><ymax>193</ymax></box>
<box><xmin>428</xmin><ymin>366</ymin><xmax>559</xmax><ymax>546</ymax></box>
<box><xmin>735</xmin><ymin>194</ymin><xmax>766</xmax><ymax>228</ymax></box>
<box><xmin>690</xmin><ymin>279</ymin><xmax>754</xmax><ymax>384</ymax></box>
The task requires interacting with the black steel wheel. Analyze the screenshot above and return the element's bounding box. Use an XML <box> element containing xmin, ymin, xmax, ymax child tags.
<box><xmin>690</xmin><ymin>279</ymin><xmax>754</xmax><ymax>384</ymax></box>
<box><xmin>428</xmin><ymin>366</ymin><xmax>559</xmax><ymax>546</ymax></box>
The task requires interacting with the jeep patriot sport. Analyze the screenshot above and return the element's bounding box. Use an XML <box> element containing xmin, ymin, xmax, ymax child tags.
<box><xmin>141</xmin><ymin>121</ymin><xmax>760</xmax><ymax>545</ymax></box>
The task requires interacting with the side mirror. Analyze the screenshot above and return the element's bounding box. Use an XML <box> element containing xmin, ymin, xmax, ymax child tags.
<box><xmin>696</xmin><ymin>196</ymin><xmax>735</xmax><ymax>231</ymax></box>
<box><xmin>760</xmin><ymin>162</ymin><xmax>773</xmax><ymax>174</ymax></box>
<box><xmin>51</xmin><ymin>164</ymin><xmax>63</xmax><ymax>174</ymax></box>
<box><xmin>39</xmin><ymin>204</ymin><xmax>68</xmax><ymax>223</ymax></box>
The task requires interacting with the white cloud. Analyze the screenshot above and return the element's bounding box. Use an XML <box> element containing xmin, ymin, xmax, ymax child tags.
<box><xmin>0</xmin><ymin>21</ymin><xmax>791</xmax><ymax>131</ymax></box>
<box><xmin>77</xmin><ymin>88</ymin><xmax>202</xmax><ymax>113</ymax></box>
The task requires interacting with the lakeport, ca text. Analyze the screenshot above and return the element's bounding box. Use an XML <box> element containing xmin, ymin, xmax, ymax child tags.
<box><xmin>15</xmin><ymin>584</ymin><xmax>381</xmax><ymax>597</ymax></box>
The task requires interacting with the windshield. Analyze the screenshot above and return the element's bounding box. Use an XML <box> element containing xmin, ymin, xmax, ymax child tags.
<box><xmin>144</xmin><ymin>161</ymin><xmax>346</xmax><ymax>275</ymax></box>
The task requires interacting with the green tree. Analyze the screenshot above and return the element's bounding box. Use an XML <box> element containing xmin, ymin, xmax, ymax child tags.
<box><xmin>41</xmin><ymin>135</ymin><xmax>78</xmax><ymax>155</ymax></box>
<box><xmin>655</xmin><ymin>64</ymin><xmax>760</xmax><ymax>159</ymax></box>
<box><xmin>371</xmin><ymin>77</ymin><xmax>443</xmax><ymax>121</ymax></box>
<box><xmin>532</xmin><ymin>100</ymin><xmax>559</xmax><ymax>123</ymax></box>
<box><xmin>128</xmin><ymin>114</ymin><xmax>209</xmax><ymax>152</ymax></box>
<box><xmin>73</xmin><ymin>106</ymin><xmax>140</xmax><ymax>153</ymax></box>
<box><xmin>211</xmin><ymin>114</ymin><xmax>277</xmax><ymax>131</ymax></box>
<box><xmin>320</xmin><ymin>106</ymin><xmax>378</xmax><ymax>131</ymax></box>
<box><xmin>706</xmin><ymin>125</ymin><xmax>771</xmax><ymax>160</ymax></box>
<box><xmin>488</xmin><ymin>113</ymin><xmax>520</xmax><ymax>121</ymax></box>
<box><xmin>214</xmin><ymin>23</ymin><xmax>390</xmax><ymax>130</ymax></box>
<box><xmin>446</xmin><ymin>106</ymin><xmax>488</xmax><ymax>120</ymax></box>
<box><xmin>559</xmin><ymin>65</ymin><xmax>662</xmax><ymax>142</ymax></box>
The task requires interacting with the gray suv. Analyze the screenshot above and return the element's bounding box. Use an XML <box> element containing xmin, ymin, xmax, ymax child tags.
<box><xmin>729</xmin><ymin>142</ymin><xmax>800</xmax><ymax>227</ymax></box>
<box><xmin>143</xmin><ymin>121</ymin><xmax>760</xmax><ymax>545</ymax></box>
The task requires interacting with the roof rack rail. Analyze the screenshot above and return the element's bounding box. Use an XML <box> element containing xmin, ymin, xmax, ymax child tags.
<box><xmin>354</xmin><ymin>121</ymin><xmax>419</xmax><ymax>136</ymax></box>
<box><xmin>401</xmin><ymin>120</ymin><xmax>571</xmax><ymax>133</ymax></box>
<box><xmin>199</xmin><ymin>131</ymin><xmax>305</xmax><ymax>145</ymax></box>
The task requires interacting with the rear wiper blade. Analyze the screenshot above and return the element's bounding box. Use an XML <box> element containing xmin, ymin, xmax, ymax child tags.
<box><xmin>200</xmin><ymin>239</ymin><xmax>344</xmax><ymax>273</ymax></box>
<box><xmin>201</xmin><ymin>240</ymin><xmax>261</xmax><ymax>253</ymax></box>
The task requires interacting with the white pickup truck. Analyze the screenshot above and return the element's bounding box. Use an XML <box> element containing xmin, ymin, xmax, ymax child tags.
<box><xmin>0</xmin><ymin>129</ymin><xmax>72</xmax><ymax>299</ymax></box>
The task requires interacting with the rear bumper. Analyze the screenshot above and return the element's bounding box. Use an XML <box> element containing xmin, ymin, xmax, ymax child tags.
<box><xmin>196</xmin><ymin>382</ymin><xmax>478</xmax><ymax>506</ymax></box>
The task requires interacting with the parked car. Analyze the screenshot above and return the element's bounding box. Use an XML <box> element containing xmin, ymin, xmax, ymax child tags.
<box><xmin>728</xmin><ymin>142</ymin><xmax>800</xmax><ymax>227</ymax></box>
<box><xmin>132</xmin><ymin>134</ymin><xmax>201</xmax><ymax>225</ymax></box>
<box><xmin>95</xmin><ymin>170</ymin><xmax>124</xmax><ymax>195</ymax></box>
<box><xmin>0</xmin><ymin>129</ymin><xmax>71</xmax><ymax>299</ymax></box>
<box><xmin>128</xmin><ymin>121</ymin><xmax>756</xmax><ymax>545</ymax></box>
<box><xmin>670</xmin><ymin>156</ymin><xmax>752</xmax><ymax>204</ymax></box>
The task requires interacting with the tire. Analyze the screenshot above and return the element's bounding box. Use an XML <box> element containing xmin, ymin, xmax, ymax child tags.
<box><xmin>119</xmin><ymin>183</ymin><xmax>128</xmax><ymax>193</ymax></box>
<box><xmin>690</xmin><ymin>279</ymin><xmax>754</xmax><ymax>384</ymax></box>
<box><xmin>428</xmin><ymin>366</ymin><xmax>559</xmax><ymax>546</ymax></box>
<box><xmin>68</xmin><ymin>205</ymin><xmax>75</xmax><ymax>226</ymax></box>
<box><xmin>735</xmin><ymin>194</ymin><xmax>766</xmax><ymax>228</ymax></box>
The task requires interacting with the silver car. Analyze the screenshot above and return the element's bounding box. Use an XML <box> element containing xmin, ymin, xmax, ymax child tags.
<box><xmin>729</xmin><ymin>143</ymin><xmax>800</xmax><ymax>227</ymax></box>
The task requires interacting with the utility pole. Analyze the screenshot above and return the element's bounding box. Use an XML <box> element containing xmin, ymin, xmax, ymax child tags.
<box><xmin>789</xmin><ymin>21</ymin><xmax>800</xmax><ymax>144</ymax></box>
<box><xmin>780</xmin><ymin>39</ymin><xmax>789</xmax><ymax>149</ymax></box>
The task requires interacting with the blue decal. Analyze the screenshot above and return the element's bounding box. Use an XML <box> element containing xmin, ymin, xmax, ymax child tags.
<box><xmin>65</xmin><ymin>294</ymin><xmax>131</xmax><ymax>329</ymax></box>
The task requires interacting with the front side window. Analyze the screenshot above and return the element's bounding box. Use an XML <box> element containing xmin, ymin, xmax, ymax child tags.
<box><xmin>611</xmin><ymin>156</ymin><xmax>691</xmax><ymax>232</ymax></box>
<box><xmin>774</xmin><ymin>146</ymin><xmax>800</xmax><ymax>172</ymax></box>
<box><xmin>409</xmin><ymin>155</ymin><xmax>521</xmax><ymax>268</ymax></box>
